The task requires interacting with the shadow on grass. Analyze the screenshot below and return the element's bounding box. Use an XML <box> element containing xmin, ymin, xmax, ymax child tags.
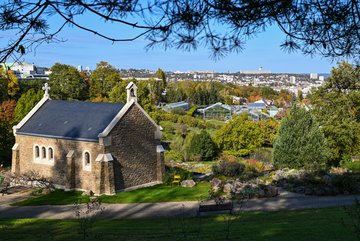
<box><xmin>12</xmin><ymin>182</ymin><xmax>210</xmax><ymax>206</ymax></box>
<box><xmin>12</xmin><ymin>189</ymin><xmax>90</xmax><ymax>206</ymax></box>
<box><xmin>97</xmin><ymin>182</ymin><xmax>210</xmax><ymax>204</ymax></box>
<box><xmin>0</xmin><ymin>207</ymin><xmax>357</xmax><ymax>241</ymax></box>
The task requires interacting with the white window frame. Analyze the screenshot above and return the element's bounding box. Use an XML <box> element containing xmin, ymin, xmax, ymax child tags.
<box><xmin>33</xmin><ymin>144</ymin><xmax>54</xmax><ymax>166</ymax></box>
<box><xmin>33</xmin><ymin>145</ymin><xmax>40</xmax><ymax>161</ymax></box>
<box><xmin>41</xmin><ymin>145</ymin><xmax>47</xmax><ymax>160</ymax></box>
<box><xmin>48</xmin><ymin>146</ymin><xmax>54</xmax><ymax>161</ymax></box>
<box><xmin>83</xmin><ymin>150</ymin><xmax>91</xmax><ymax>171</ymax></box>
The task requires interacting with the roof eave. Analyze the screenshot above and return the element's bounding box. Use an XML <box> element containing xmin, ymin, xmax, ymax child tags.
<box><xmin>16</xmin><ymin>132</ymin><xmax>98</xmax><ymax>142</ymax></box>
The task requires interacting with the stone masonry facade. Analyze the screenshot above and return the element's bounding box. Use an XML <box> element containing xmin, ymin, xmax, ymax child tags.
<box><xmin>106</xmin><ymin>104</ymin><xmax>164</xmax><ymax>191</ymax></box>
<box><xmin>12</xmin><ymin>102</ymin><xmax>165</xmax><ymax>195</ymax></box>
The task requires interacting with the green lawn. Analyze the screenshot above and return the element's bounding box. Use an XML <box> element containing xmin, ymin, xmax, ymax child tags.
<box><xmin>13</xmin><ymin>182</ymin><xmax>210</xmax><ymax>206</ymax></box>
<box><xmin>13</xmin><ymin>190</ymin><xmax>90</xmax><ymax>206</ymax></box>
<box><xmin>0</xmin><ymin>207</ymin><xmax>356</xmax><ymax>241</ymax></box>
<box><xmin>98</xmin><ymin>182</ymin><xmax>210</xmax><ymax>203</ymax></box>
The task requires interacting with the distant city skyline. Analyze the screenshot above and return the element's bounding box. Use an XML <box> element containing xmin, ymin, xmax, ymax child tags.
<box><xmin>2</xmin><ymin>14</ymin><xmax>347</xmax><ymax>73</ymax></box>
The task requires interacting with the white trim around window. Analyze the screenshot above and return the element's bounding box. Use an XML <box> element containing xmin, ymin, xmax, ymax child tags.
<box><xmin>41</xmin><ymin>145</ymin><xmax>47</xmax><ymax>160</ymax></box>
<box><xmin>33</xmin><ymin>145</ymin><xmax>40</xmax><ymax>161</ymax></box>
<box><xmin>33</xmin><ymin>144</ymin><xmax>54</xmax><ymax>166</ymax></box>
<box><xmin>48</xmin><ymin>146</ymin><xmax>54</xmax><ymax>161</ymax></box>
<box><xmin>83</xmin><ymin>150</ymin><xmax>91</xmax><ymax>171</ymax></box>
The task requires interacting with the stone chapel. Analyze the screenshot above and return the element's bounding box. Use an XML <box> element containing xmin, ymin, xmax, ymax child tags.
<box><xmin>11</xmin><ymin>82</ymin><xmax>165</xmax><ymax>195</ymax></box>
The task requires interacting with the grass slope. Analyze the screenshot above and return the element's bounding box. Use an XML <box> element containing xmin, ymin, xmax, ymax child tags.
<box><xmin>98</xmin><ymin>182</ymin><xmax>210</xmax><ymax>203</ymax></box>
<box><xmin>13</xmin><ymin>190</ymin><xmax>90</xmax><ymax>206</ymax></box>
<box><xmin>0</xmin><ymin>207</ymin><xmax>356</xmax><ymax>241</ymax></box>
<box><xmin>13</xmin><ymin>183</ymin><xmax>210</xmax><ymax>206</ymax></box>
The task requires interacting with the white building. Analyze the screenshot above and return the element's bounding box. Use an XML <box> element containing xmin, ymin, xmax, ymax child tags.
<box><xmin>310</xmin><ymin>73</ymin><xmax>318</xmax><ymax>79</ymax></box>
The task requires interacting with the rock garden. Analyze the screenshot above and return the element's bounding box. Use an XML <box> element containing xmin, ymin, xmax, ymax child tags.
<box><xmin>166</xmin><ymin>155</ymin><xmax>360</xmax><ymax>202</ymax></box>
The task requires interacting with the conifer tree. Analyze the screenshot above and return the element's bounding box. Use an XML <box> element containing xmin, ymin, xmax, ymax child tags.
<box><xmin>272</xmin><ymin>105</ymin><xmax>327</xmax><ymax>170</ymax></box>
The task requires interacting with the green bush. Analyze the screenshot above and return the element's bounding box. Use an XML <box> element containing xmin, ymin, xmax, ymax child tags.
<box><xmin>177</xmin><ymin>115</ymin><xmax>199</xmax><ymax>127</ymax></box>
<box><xmin>188</xmin><ymin>130</ymin><xmax>217</xmax><ymax>161</ymax></box>
<box><xmin>187</xmin><ymin>105</ymin><xmax>198</xmax><ymax>116</ymax></box>
<box><xmin>340</xmin><ymin>157</ymin><xmax>360</xmax><ymax>172</ymax></box>
<box><xmin>212</xmin><ymin>160</ymin><xmax>245</xmax><ymax>177</ymax></box>
<box><xmin>165</xmin><ymin>150</ymin><xmax>183</xmax><ymax>162</ymax></box>
<box><xmin>332</xmin><ymin>174</ymin><xmax>359</xmax><ymax>194</ymax></box>
<box><xmin>223</xmin><ymin>149</ymin><xmax>252</xmax><ymax>157</ymax></box>
<box><xmin>171</xmin><ymin>108</ymin><xmax>186</xmax><ymax>115</ymax></box>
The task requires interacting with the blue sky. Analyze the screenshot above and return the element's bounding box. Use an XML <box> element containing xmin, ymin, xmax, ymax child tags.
<box><xmin>7</xmin><ymin>12</ymin><xmax>338</xmax><ymax>73</ymax></box>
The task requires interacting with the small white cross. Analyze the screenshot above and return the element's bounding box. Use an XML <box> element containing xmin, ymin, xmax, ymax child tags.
<box><xmin>42</xmin><ymin>83</ymin><xmax>51</xmax><ymax>97</ymax></box>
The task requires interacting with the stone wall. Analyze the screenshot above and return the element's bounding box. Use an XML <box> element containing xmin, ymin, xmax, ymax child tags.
<box><xmin>106</xmin><ymin>104</ymin><xmax>163</xmax><ymax>190</ymax></box>
<box><xmin>12</xmin><ymin>135</ymin><xmax>104</xmax><ymax>192</ymax></box>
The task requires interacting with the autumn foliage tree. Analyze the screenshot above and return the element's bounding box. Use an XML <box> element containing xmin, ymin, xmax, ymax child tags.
<box><xmin>0</xmin><ymin>100</ymin><xmax>17</xmax><ymax>166</ymax></box>
<box><xmin>0</xmin><ymin>100</ymin><xmax>16</xmax><ymax>122</ymax></box>
<box><xmin>0</xmin><ymin>66</ymin><xmax>19</xmax><ymax>101</ymax></box>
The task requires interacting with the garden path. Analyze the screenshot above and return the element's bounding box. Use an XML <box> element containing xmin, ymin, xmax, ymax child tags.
<box><xmin>0</xmin><ymin>188</ymin><xmax>359</xmax><ymax>219</ymax></box>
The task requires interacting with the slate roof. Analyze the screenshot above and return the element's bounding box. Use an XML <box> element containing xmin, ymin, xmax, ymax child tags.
<box><xmin>17</xmin><ymin>100</ymin><xmax>124</xmax><ymax>141</ymax></box>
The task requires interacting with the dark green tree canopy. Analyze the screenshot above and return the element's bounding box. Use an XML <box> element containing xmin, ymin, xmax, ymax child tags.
<box><xmin>14</xmin><ymin>88</ymin><xmax>43</xmax><ymax>123</ymax></box>
<box><xmin>309</xmin><ymin>62</ymin><xmax>360</xmax><ymax>165</ymax></box>
<box><xmin>1</xmin><ymin>1</ymin><xmax>359</xmax><ymax>62</ymax></box>
<box><xmin>48</xmin><ymin>63</ymin><xmax>88</xmax><ymax>100</ymax></box>
<box><xmin>272</xmin><ymin>105</ymin><xmax>327</xmax><ymax>170</ymax></box>
<box><xmin>90</xmin><ymin>61</ymin><xmax>121</xmax><ymax>101</ymax></box>
<box><xmin>188</xmin><ymin>130</ymin><xmax>217</xmax><ymax>162</ymax></box>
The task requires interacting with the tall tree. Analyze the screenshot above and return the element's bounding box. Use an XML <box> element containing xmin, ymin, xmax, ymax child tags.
<box><xmin>0</xmin><ymin>119</ymin><xmax>14</xmax><ymax>166</ymax></box>
<box><xmin>273</xmin><ymin>105</ymin><xmax>327</xmax><ymax>170</ymax></box>
<box><xmin>14</xmin><ymin>89</ymin><xmax>43</xmax><ymax>123</ymax></box>
<box><xmin>48</xmin><ymin>63</ymin><xmax>88</xmax><ymax>100</ymax></box>
<box><xmin>0</xmin><ymin>100</ymin><xmax>16</xmax><ymax>122</ymax></box>
<box><xmin>188</xmin><ymin>130</ymin><xmax>217</xmax><ymax>161</ymax></box>
<box><xmin>309</xmin><ymin>62</ymin><xmax>360</xmax><ymax>166</ymax></box>
<box><xmin>89</xmin><ymin>61</ymin><xmax>121</xmax><ymax>101</ymax></box>
<box><xmin>156</xmin><ymin>68</ymin><xmax>167</xmax><ymax>91</ymax></box>
<box><xmin>0</xmin><ymin>67</ymin><xmax>19</xmax><ymax>101</ymax></box>
<box><xmin>1</xmin><ymin>1</ymin><xmax>359</xmax><ymax>62</ymax></box>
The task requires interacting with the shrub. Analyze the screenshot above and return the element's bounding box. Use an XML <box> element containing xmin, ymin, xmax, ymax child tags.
<box><xmin>165</xmin><ymin>150</ymin><xmax>183</xmax><ymax>162</ymax></box>
<box><xmin>245</xmin><ymin>159</ymin><xmax>266</xmax><ymax>173</ymax></box>
<box><xmin>332</xmin><ymin>174</ymin><xmax>359</xmax><ymax>194</ymax></box>
<box><xmin>218</xmin><ymin>154</ymin><xmax>238</xmax><ymax>163</ymax></box>
<box><xmin>187</xmin><ymin>105</ymin><xmax>198</xmax><ymax>116</ymax></box>
<box><xmin>223</xmin><ymin>149</ymin><xmax>252</xmax><ymax>157</ymax></box>
<box><xmin>340</xmin><ymin>156</ymin><xmax>360</xmax><ymax>172</ymax></box>
<box><xmin>212</xmin><ymin>160</ymin><xmax>245</xmax><ymax>177</ymax></box>
<box><xmin>171</xmin><ymin>108</ymin><xmax>186</xmax><ymax>115</ymax></box>
<box><xmin>188</xmin><ymin>130</ymin><xmax>217</xmax><ymax>161</ymax></box>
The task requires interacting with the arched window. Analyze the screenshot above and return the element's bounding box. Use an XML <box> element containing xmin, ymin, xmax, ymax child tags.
<box><xmin>42</xmin><ymin>147</ymin><xmax>46</xmax><ymax>159</ymax></box>
<box><xmin>84</xmin><ymin>152</ymin><xmax>90</xmax><ymax>166</ymax></box>
<box><xmin>35</xmin><ymin>146</ymin><xmax>40</xmax><ymax>158</ymax></box>
<box><xmin>48</xmin><ymin>147</ymin><xmax>54</xmax><ymax>160</ymax></box>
